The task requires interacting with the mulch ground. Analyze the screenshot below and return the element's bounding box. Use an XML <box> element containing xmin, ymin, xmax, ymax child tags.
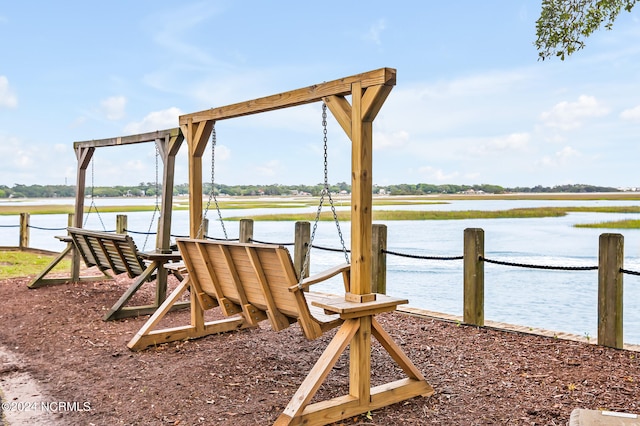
<box><xmin>1</xmin><ymin>272</ymin><xmax>639</xmax><ymax>426</ymax></box>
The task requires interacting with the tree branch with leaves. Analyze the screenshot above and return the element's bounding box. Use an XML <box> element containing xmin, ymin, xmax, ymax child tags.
<box><xmin>536</xmin><ymin>0</ymin><xmax>637</xmax><ymax>60</ymax></box>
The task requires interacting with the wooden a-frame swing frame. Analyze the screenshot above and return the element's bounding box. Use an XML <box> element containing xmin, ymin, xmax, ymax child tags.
<box><xmin>179</xmin><ymin>67</ymin><xmax>434</xmax><ymax>425</ymax></box>
<box><xmin>29</xmin><ymin>128</ymin><xmax>186</xmax><ymax>321</ymax></box>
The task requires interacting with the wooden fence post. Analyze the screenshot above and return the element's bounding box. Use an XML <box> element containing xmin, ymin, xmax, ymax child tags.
<box><xmin>200</xmin><ymin>217</ymin><xmax>209</xmax><ymax>240</ymax></box>
<box><xmin>116</xmin><ymin>214</ymin><xmax>128</xmax><ymax>234</ymax></box>
<box><xmin>294</xmin><ymin>221</ymin><xmax>310</xmax><ymax>279</ymax></box>
<box><xmin>598</xmin><ymin>233</ymin><xmax>624</xmax><ymax>349</ymax></box>
<box><xmin>464</xmin><ymin>228</ymin><xmax>484</xmax><ymax>326</ymax></box>
<box><xmin>372</xmin><ymin>224</ymin><xmax>387</xmax><ymax>294</ymax></box>
<box><xmin>19</xmin><ymin>212</ymin><xmax>30</xmax><ymax>249</ymax></box>
<box><xmin>239</xmin><ymin>219</ymin><xmax>254</xmax><ymax>243</ymax></box>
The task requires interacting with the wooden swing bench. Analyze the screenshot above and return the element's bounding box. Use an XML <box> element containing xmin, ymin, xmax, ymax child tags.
<box><xmin>31</xmin><ymin>227</ymin><xmax>186</xmax><ymax>321</ymax></box>
<box><xmin>128</xmin><ymin>238</ymin><xmax>434</xmax><ymax>425</ymax></box>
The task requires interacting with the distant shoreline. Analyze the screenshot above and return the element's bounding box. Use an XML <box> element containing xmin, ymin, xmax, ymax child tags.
<box><xmin>2</xmin><ymin>195</ymin><xmax>640</xmax><ymax>229</ymax></box>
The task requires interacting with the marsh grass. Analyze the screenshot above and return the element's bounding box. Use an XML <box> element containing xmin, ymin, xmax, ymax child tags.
<box><xmin>575</xmin><ymin>219</ymin><xmax>640</xmax><ymax>229</ymax></box>
<box><xmin>0</xmin><ymin>250</ymin><xmax>70</xmax><ymax>279</ymax></box>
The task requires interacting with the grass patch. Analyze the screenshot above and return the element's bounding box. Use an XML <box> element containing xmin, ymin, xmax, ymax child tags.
<box><xmin>0</xmin><ymin>250</ymin><xmax>70</xmax><ymax>279</ymax></box>
<box><xmin>234</xmin><ymin>206</ymin><xmax>640</xmax><ymax>221</ymax></box>
<box><xmin>575</xmin><ymin>219</ymin><xmax>640</xmax><ymax>229</ymax></box>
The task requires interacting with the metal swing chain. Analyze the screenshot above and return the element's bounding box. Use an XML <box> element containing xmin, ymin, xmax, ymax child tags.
<box><xmin>198</xmin><ymin>123</ymin><xmax>229</xmax><ymax>240</ymax></box>
<box><xmin>84</xmin><ymin>159</ymin><xmax>107</xmax><ymax>231</ymax></box>
<box><xmin>299</xmin><ymin>103</ymin><xmax>349</xmax><ymax>286</ymax></box>
<box><xmin>143</xmin><ymin>144</ymin><xmax>161</xmax><ymax>250</ymax></box>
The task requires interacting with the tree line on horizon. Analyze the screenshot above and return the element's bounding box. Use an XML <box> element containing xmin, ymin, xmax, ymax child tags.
<box><xmin>0</xmin><ymin>182</ymin><xmax>625</xmax><ymax>199</ymax></box>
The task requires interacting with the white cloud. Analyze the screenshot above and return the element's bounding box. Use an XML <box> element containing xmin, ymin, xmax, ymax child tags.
<box><xmin>256</xmin><ymin>160</ymin><xmax>280</xmax><ymax>177</ymax></box>
<box><xmin>123</xmin><ymin>107</ymin><xmax>183</xmax><ymax>134</ymax></box>
<box><xmin>540</xmin><ymin>95</ymin><xmax>609</xmax><ymax>130</ymax></box>
<box><xmin>0</xmin><ymin>76</ymin><xmax>18</xmax><ymax>108</ymax></box>
<box><xmin>470</xmin><ymin>133</ymin><xmax>530</xmax><ymax>155</ymax></box>
<box><xmin>538</xmin><ymin>146</ymin><xmax>581</xmax><ymax>167</ymax></box>
<box><xmin>101</xmin><ymin>96</ymin><xmax>127</xmax><ymax>120</ymax></box>
<box><xmin>362</xmin><ymin>19</ymin><xmax>386</xmax><ymax>45</ymax></box>
<box><xmin>417</xmin><ymin>166</ymin><xmax>459</xmax><ymax>182</ymax></box>
<box><xmin>620</xmin><ymin>105</ymin><xmax>640</xmax><ymax>122</ymax></box>
<box><xmin>374</xmin><ymin>129</ymin><xmax>409</xmax><ymax>150</ymax></box>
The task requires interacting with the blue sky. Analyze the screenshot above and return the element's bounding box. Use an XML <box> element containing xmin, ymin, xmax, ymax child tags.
<box><xmin>1</xmin><ymin>1</ymin><xmax>639</xmax><ymax>189</ymax></box>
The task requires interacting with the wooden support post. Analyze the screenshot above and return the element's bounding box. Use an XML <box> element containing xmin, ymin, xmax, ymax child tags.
<box><xmin>116</xmin><ymin>214</ymin><xmax>128</xmax><ymax>234</ymax></box>
<box><xmin>201</xmin><ymin>218</ymin><xmax>209</xmax><ymax>239</ymax></box>
<box><xmin>598</xmin><ymin>233</ymin><xmax>624</xmax><ymax>349</ymax></box>
<box><xmin>294</xmin><ymin>221</ymin><xmax>311</xmax><ymax>279</ymax></box>
<box><xmin>239</xmin><ymin>219</ymin><xmax>254</xmax><ymax>243</ymax></box>
<box><xmin>464</xmin><ymin>228</ymin><xmax>485</xmax><ymax>326</ymax></box>
<box><xmin>155</xmin><ymin>131</ymin><xmax>183</xmax><ymax>253</ymax></box>
<box><xmin>19</xmin><ymin>213</ymin><xmax>30</xmax><ymax>249</ymax></box>
<box><xmin>371</xmin><ymin>224</ymin><xmax>387</xmax><ymax>294</ymax></box>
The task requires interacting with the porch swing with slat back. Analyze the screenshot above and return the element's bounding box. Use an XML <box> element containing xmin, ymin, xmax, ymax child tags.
<box><xmin>29</xmin><ymin>129</ymin><xmax>187</xmax><ymax>321</ymax></box>
<box><xmin>128</xmin><ymin>102</ymin><xmax>353</xmax><ymax>348</ymax></box>
<box><xmin>128</xmin><ymin>68</ymin><xmax>434</xmax><ymax>426</ymax></box>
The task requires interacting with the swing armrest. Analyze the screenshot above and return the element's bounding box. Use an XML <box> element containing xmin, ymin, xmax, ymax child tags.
<box><xmin>289</xmin><ymin>263</ymin><xmax>351</xmax><ymax>293</ymax></box>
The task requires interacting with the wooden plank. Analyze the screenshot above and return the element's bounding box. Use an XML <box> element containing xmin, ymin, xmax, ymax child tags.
<box><xmin>180</xmin><ymin>68</ymin><xmax>396</xmax><ymax>125</ymax></box>
<box><xmin>371</xmin><ymin>317</ymin><xmax>428</xmax><ymax>382</ymax></box>
<box><xmin>280</xmin><ymin>319</ymin><xmax>360</xmax><ymax>420</ymax></box>
<box><xmin>73</xmin><ymin>128</ymin><xmax>181</xmax><ymax>150</ymax></box>
<box><xmin>310</xmin><ymin>294</ymin><xmax>406</xmax><ymax>318</ymax></box>
<box><xmin>350</xmin><ymin>316</ymin><xmax>371</xmax><ymax>401</ymax></box>
<box><xmin>108</xmin><ymin>239</ymin><xmax>134</xmax><ymax>276</ymax></box>
<box><xmin>360</xmin><ymin>84</ymin><xmax>394</xmax><ymax>122</ymax></box>
<box><xmin>274</xmin><ymin>248</ymin><xmax>322</xmax><ymax>339</ymax></box>
<box><xmin>218</xmin><ymin>244</ymin><xmax>264</xmax><ymax>325</ymax></box>
<box><xmin>245</xmin><ymin>247</ymin><xmax>290</xmax><ymax>331</ymax></box>
<box><xmin>157</xmin><ymin>133</ymin><xmax>183</xmax><ymax>252</ymax></box>
<box><xmin>192</xmin><ymin>241</ymin><xmax>234</xmax><ymax>313</ymax></box>
<box><xmin>350</xmin><ymin>80</ymin><xmax>371</xmax><ymax>296</ymax></box>
<box><xmin>103</xmin><ymin>262</ymin><xmax>158</xmax><ymax>321</ymax></box>
<box><xmin>282</xmin><ymin>379</ymin><xmax>432</xmax><ymax>426</ymax></box>
<box><xmin>324</xmin><ymin>95</ymin><xmax>352</xmax><ymax>140</ymax></box>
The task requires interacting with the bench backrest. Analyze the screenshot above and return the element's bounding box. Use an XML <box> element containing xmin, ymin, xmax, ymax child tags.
<box><xmin>176</xmin><ymin>238</ymin><xmax>339</xmax><ymax>339</ymax></box>
<box><xmin>68</xmin><ymin>227</ymin><xmax>146</xmax><ymax>278</ymax></box>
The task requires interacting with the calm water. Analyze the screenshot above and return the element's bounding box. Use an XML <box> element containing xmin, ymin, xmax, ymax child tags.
<box><xmin>2</xmin><ymin>197</ymin><xmax>640</xmax><ymax>344</ymax></box>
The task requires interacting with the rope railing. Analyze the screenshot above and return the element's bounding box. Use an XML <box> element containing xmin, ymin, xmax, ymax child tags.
<box><xmin>27</xmin><ymin>225</ymin><xmax>68</xmax><ymax>231</ymax></box>
<box><xmin>480</xmin><ymin>255</ymin><xmax>598</xmax><ymax>271</ymax></box>
<box><xmin>310</xmin><ymin>243</ymin><xmax>350</xmax><ymax>253</ymax></box>
<box><xmin>250</xmin><ymin>238</ymin><xmax>294</xmax><ymax>246</ymax></box>
<box><xmin>8</xmin><ymin>216</ymin><xmax>640</xmax><ymax>279</ymax></box>
<box><xmin>205</xmin><ymin>235</ymin><xmax>239</xmax><ymax>242</ymax></box>
<box><xmin>383</xmin><ymin>249</ymin><xmax>463</xmax><ymax>261</ymax></box>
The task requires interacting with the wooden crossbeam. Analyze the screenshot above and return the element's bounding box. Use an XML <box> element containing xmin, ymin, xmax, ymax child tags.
<box><xmin>73</xmin><ymin>128</ymin><xmax>182</xmax><ymax>149</ymax></box>
<box><xmin>179</xmin><ymin>68</ymin><xmax>396</xmax><ymax>126</ymax></box>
